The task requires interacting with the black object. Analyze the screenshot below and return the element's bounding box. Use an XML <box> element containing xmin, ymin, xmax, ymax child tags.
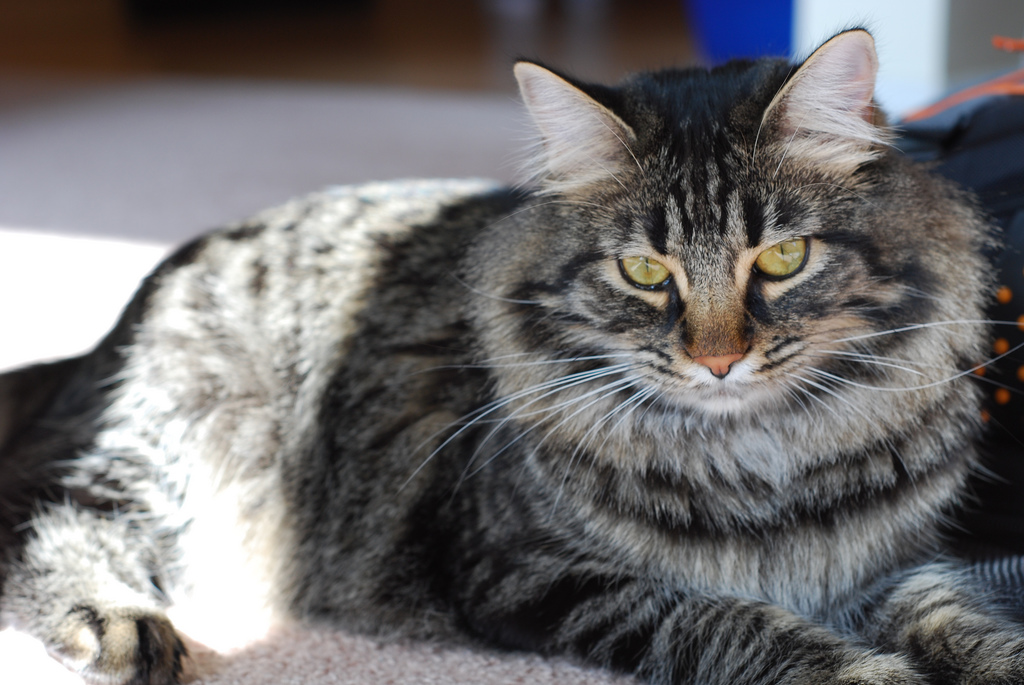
<box><xmin>898</xmin><ymin>72</ymin><xmax>1024</xmax><ymax>567</ymax></box>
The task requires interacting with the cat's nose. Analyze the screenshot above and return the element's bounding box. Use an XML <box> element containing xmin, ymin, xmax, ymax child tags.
<box><xmin>692</xmin><ymin>353</ymin><xmax>743</xmax><ymax>378</ymax></box>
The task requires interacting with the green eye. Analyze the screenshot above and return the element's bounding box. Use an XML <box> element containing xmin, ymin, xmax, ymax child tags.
<box><xmin>755</xmin><ymin>238</ymin><xmax>808</xmax><ymax>279</ymax></box>
<box><xmin>620</xmin><ymin>256</ymin><xmax>672</xmax><ymax>289</ymax></box>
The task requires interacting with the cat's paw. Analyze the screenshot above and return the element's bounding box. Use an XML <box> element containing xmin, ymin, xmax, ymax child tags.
<box><xmin>945</xmin><ymin>632</ymin><xmax>1024</xmax><ymax>685</ymax></box>
<box><xmin>835</xmin><ymin>653</ymin><xmax>925</xmax><ymax>685</ymax></box>
<box><xmin>48</xmin><ymin>605</ymin><xmax>187</xmax><ymax>685</ymax></box>
<box><xmin>786</xmin><ymin>651</ymin><xmax>926</xmax><ymax>685</ymax></box>
<box><xmin>899</xmin><ymin>613</ymin><xmax>1024</xmax><ymax>684</ymax></box>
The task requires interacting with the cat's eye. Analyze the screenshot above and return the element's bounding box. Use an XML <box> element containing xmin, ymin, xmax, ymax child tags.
<box><xmin>754</xmin><ymin>238</ymin><xmax>808</xmax><ymax>279</ymax></box>
<box><xmin>620</xmin><ymin>256</ymin><xmax>672</xmax><ymax>289</ymax></box>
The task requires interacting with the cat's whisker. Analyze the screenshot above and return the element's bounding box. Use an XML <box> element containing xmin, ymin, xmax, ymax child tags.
<box><xmin>596</xmin><ymin>385</ymin><xmax>660</xmax><ymax>446</ymax></box>
<box><xmin>807</xmin><ymin>328</ymin><xmax>1024</xmax><ymax>393</ymax></box>
<box><xmin>784</xmin><ymin>376</ymin><xmax>844</xmax><ymax>420</ymax></box>
<box><xmin>751</xmin><ymin>65</ymin><xmax>796</xmax><ymax>163</ymax></box>
<box><xmin>801</xmin><ymin>350</ymin><xmax>929</xmax><ymax>376</ymax></box>
<box><xmin>449</xmin><ymin>272</ymin><xmax>543</xmax><ymax>305</ymax></box>
<box><xmin>901</xmin><ymin>285</ymin><xmax>955</xmax><ymax>303</ymax></box>
<box><xmin>461</xmin><ymin>369</ymin><xmax>643</xmax><ymax>474</ymax></box>
<box><xmin>789</xmin><ymin>371</ymin><xmax>913</xmax><ymax>476</ymax></box>
<box><xmin>414</xmin><ymin>352</ymin><xmax>635</xmax><ymax>378</ymax></box>
<box><xmin>806</xmin><ymin>343</ymin><xmax>1024</xmax><ymax>395</ymax></box>
<box><xmin>772</xmin><ymin>110</ymin><xmax>809</xmax><ymax>180</ymax></box>
<box><xmin>561</xmin><ymin>384</ymin><xmax>661</xmax><ymax>491</ymax></box>
<box><xmin>451</xmin><ymin>353</ymin><xmax>636</xmax><ymax>371</ymax></box>
<box><xmin>483</xmin><ymin>372</ymin><xmax>647</xmax><ymax>452</ymax></box>
<box><xmin>591</xmin><ymin>159</ymin><xmax>630</xmax><ymax>192</ymax></box>
<box><xmin>460</xmin><ymin>373</ymin><xmax>648</xmax><ymax>485</ymax></box>
<box><xmin>541</xmin><ymin>379</ymin><xmax>653</xmax><ymax>513</ymax></box>
<box><xmin>804</xmin><ymin>360</ymin><xmax>1023</xmax><ymax>395</ymax></box>
<box><xmin>788</xmin><ymin>371</ymin><xmax>873</xmax><ymax>421</ymax></box>
<box><xmin>829</xmin><ymin>319</ymin><xmax>1016</xmax><ymax>345</ymax></box>
<box><xmin>434</xmin><ymin>360</ymin><xmax>641</xmax><ymax>461</ymax></box>
<box><xmin>818</xmin><ymin>348</ymin><xmax>1024</xmax><ymax>391</ymax></box>
<box><xmin>401</xmin><ymin>363</ymin><xmax>639</xmax><ymax>490</ymax></box>
<box><xmin>458</xmin><ymin>363</ymin><xmax>637</xmax><ymax>420</ymax></box>
<box><xmin>483</xmin><ymin>199</ymin><xmax>614</xmax><ymax>232</ymax></box>
<box><xmin>590</xmin><ymin>110</ymin><xmax>646</xmax><ymax>178</ymax></box>
<box><xmin>778</xmin><ymin>379</ymin><xmax>817</xmax><ymax>419</ymax></box>
<box><xmin>793</xmin><ymin>182</ymin><xmax>879</xmax><ymax>208</ymax></box>
<box><xmin>808</xmin><ymin>348</ymin><xmax>930</xmax><ymax>364</ymax></box>
<box><xmin>534</xmin><ymin>376</ymin><xmax>648</xmax><ymax>453</ymax></box>
<box><xmin>565</xmin><ymin>384</ymin><xmax>657</xmax><ymax>470</ymax></box>
<box><xmin>574</xmin><ymin>384</ymin><xmax>664</xmax><ymax>493</ymax></box>
<box><xmin>493</xmin><ymin>374</ymin><xmax>643</xmax><ymax>421</ymax></box>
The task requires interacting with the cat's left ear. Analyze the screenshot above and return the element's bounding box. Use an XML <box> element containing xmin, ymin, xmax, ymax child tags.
<box><xmin>762</xmin><ymin>29</ymin><xmax>890</xmax><ymax>169</ymax></box>
<box><xmin>514</xmin><ymin>61</ymin><xmax>638</xmax><ymax>193</ymax></box>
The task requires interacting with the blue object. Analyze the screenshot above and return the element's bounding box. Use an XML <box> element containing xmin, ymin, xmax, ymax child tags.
<box><xmin>685</xmin><ymin>0</ymin><xmax>793</xmax><ymax>64</ymax></box>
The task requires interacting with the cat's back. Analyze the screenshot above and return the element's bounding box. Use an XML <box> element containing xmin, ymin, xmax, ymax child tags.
<box><xmin>136</xmin><ymin>178</ymin><xmax>506</xmax><ymax>382</ymax></box>
<box><xmin>0</xmin><ymin>178</ymin><xmax>510</xmax><ymax>528</ymax></box>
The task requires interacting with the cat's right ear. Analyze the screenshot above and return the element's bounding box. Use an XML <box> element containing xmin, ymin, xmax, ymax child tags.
<box><xmin>761</xmin><ymin>29</ymin><xmax>891</xmax><ymax>170</ymax></box>
<box><xmin>514</xmin><ymin>61</ymin><xmax>638</xmax><ymax>192</ymax></box>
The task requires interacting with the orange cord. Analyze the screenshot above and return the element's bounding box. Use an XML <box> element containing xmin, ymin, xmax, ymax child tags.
<box><xmin>993</xmin><ymin>36</ymin><xmax>1024</xmax><ymax>52</ymax></box>
<box><xmin>903</xmin><ymin>69</ymin><xmax>1024</xmax><ymax>121</ymax></box>
<box><xmin>904</xmin><ymin>36</ymin><xmax>1024</xmax><ymax>121</ymax></box>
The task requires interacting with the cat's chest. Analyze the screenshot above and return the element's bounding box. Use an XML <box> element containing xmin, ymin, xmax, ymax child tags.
<box><xmin>508</xmin><ymin>421</ymin><xmax>951</xmax><ymax>617</ymax></box>
<box><xmin>565</xmin><ymin>479</ymin><xmax>926</xmax><ymax>619</ymax></box>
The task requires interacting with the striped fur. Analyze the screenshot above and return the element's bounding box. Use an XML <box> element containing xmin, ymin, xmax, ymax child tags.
<box><xmin>1</xmin><ymin>30</ymin><xmax>1021</xmax><ymax>685</ymax></box>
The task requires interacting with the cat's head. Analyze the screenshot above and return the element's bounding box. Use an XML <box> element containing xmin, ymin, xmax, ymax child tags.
<box><xmin>468</xmin><ymin>30</ymin><xmax>991</xmax><ymax>423</ymax></box>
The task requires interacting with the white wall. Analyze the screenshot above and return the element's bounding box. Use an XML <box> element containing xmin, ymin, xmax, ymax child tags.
<box><xmin>794</xmin><ymin>0</ymin><xmax>1024</xmax><ymax>116</ymax></box>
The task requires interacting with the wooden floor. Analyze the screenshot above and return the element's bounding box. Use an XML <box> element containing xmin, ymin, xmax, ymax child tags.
<box><xmin>0</xmin><ymin>0</ymin><xmax>697</xmax><ymax>91</ymax></box>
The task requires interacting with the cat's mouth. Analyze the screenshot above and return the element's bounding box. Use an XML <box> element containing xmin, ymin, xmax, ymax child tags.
<box><xmin>657</xmin><ymin>361</ymin><xmax>775</xmax><ymax>416</ymax></box>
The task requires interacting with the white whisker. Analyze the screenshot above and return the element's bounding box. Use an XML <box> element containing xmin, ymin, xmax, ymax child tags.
<box><xmin>793</xmin><ymin>182</ymin><xmax>879</xmax><ymax>208</ymax></box>
<box><xmin>808</xmin><ymin>329</ymin><xmax>1024</xmax><ymax>392</ymax></box>
<box><xmin>541</xmin><ymin>378</ymin><xmax>650</xmax><ymax>511</ymax></box>
<box><xmin>829</xmin><ymin>319</ymin><xmax>1015</xmax><ymax>345</ymax></box>
<box><xmin>592</xmin><ymin>111</ymin><xmax>646</xmax><ymax>178</ymax></box>
<box><xmin>401</xmin><ymin>362</ymin><xmax>638</xmax><ymax>489</ymax></box>
<box><xmin>786</xmin><ymin>376</ymin><xmax>842</xmax><ymax>416</ymax></box>
<box><xmin>462</xmin><ymin>373</ymin><xmax>647</xmax><ymax>482</ymax></box>
<box><xmin>751</xmin><ymin>65</ymin><xmax>795</xmax><ymax>164</ymax></box>
<box><xmin>482</xmin><ymin>199</ymin><xmax>613</xmax><ymax>232</ymax></box>
<box><xmin>453</xmin><ymin>353</ymin><xmax>635</xmax><ymax>371</ymax></box>
<box><xmin>449</xmin><ymin>273</ymin><xmax>542</xmax><ymax>305</ymax></box>
<box><xmin>788</xmin><ymin>371</ymin><xmax>871</xmax><ymax>420</ymax></box>
<box><xmin>567</xmin><ymin>384</ymin><xmax>657</xmax><ymax>467</ymax></box>
<box><xmin>802</xmin><ymin>349</ymin><xmax>928</xmax><ymax>376</ymax></box>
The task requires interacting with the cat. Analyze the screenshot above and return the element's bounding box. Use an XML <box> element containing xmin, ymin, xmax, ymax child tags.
<box><xmin>2</xmin><ymin>27</ymin><xmax>1023</xmax><ymax>685</ymax></box>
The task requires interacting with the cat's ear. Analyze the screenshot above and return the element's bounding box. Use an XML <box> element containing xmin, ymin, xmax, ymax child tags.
<box><xmin>762</xmin><ymin>29</ymin><xmax>890</xmax><ymax>169</ymax></box>
<box><xmin>514</xmin><ymin>61</ymin><xmax>638</xmax><ymax>192</ymax></box>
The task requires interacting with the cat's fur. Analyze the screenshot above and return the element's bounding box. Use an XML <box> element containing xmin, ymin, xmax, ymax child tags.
<box><xmin>1</xmin><ymin>29</ymin><xmax>1022</xmax><ymax>685</ymax></box>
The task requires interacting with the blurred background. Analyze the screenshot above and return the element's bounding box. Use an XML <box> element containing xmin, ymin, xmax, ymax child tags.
<box><xmin>0</xmin><ymin>0</ymin><xmax>1022</xmax><ymax>370</ymax></box>
<box><xmin>2</xmin><ymin>0</ymin><xmax>1023</xmax><ymax>241</ymax></box>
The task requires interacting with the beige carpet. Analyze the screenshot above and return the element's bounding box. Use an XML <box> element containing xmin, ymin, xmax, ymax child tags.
<box><xmin>0</xmin><ymin>622</ymin><xmax>636</xmax><ymax>685</ymax></box>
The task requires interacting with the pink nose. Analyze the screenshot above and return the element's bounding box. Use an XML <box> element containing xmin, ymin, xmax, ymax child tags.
<box><xmin>692</xmin><ymin>353</ymin><xmax>743</xmax><ymax>378</ymax></box>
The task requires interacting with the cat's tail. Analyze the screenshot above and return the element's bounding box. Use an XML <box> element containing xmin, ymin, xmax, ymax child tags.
<box><xmin>0</xmin><ymin>355</ymin><xmax>87</xmax><ymax>551</ymax></box>
<box><xmin>0</xmin><ymin>356</ymin><xmax>84</xmax><ymax>457</ymax></box>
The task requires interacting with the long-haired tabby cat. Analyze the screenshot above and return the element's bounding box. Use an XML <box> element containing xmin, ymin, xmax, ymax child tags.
<box><xmin>1</xmin><ymin>28</ymin><xmax>1022</xmax><ymax>685</ymax></box>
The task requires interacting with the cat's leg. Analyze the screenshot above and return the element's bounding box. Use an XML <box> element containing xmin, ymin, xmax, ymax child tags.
<box><xmin>1</xmin><ymin>505</ymin><xmax>186</xmax><ymax>685</ymax></box>
<box><xmin>454</xmin><ymin>558</ymin><xmax>925</xmax><ymax>685</ymax></box>
<box><xmin>864</xmin><ymin>562</ymin><xmax>1024</xmax><ymax>684</ymax></box>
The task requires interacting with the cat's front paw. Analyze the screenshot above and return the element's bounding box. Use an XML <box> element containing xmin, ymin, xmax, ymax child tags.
<box><xmin>785</xmin><ymin>650</ymin><xmax>926</xmax><ymax>685</ymax></box>
<box><xmin>898</xmin><ymin>613</ymin><xmax>1024</xmax><ymax>684</ymax></box>
<box><xmin>48</xmin><ymin>605</ymin><xmax>186</xmax><ymax>685</ymax></box>
<box><xmin>938</xmin><ymin>632</ymin><xmax>1024</xmax><ymax>685</ymax></box>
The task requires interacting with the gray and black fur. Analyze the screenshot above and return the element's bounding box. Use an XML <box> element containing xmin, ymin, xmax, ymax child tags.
<box><xmin>2</xmin><ymin>30</ymin><xmax>1023</xmax><ymax>685</ymax></box>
